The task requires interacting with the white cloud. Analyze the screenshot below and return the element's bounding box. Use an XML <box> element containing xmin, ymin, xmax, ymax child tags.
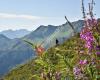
<box><xmin>0</xmin><ymin>13</ymin><xmax>42</xmax><ymax>20</ymax></box>
<box><xmin>0</xmin><ymin>24</ymin><xmax>35</xmax><ymax>31</ymax></box>
<box><xmin>0</xmin><ymin>13</ymin><xmax>67</xmax><ymax>31</ymax></box>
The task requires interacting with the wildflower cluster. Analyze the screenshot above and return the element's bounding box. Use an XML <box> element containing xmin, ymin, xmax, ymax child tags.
<box><xmin>80</xmin><ymin>29</ymin><xmax>94</xmax><ymax>50</ymax></box>
<box><xmin>72</xmin><ymin>0</ymin><xmax>100</xmax><ymax>79</ymax></box>
<box><xmin>96</xmin><ymin>45</ymin><xmax>100</xmax><ymax>57</ymax></box>
<box><xmin>73</xmin><ymin>18</ymin><xmax>100</xmax><ymax>79</ymax></box>
<box><xmin>79</xmin><ymin>59</ymin><xmax>88</xmax><ymax>65</ymax></box>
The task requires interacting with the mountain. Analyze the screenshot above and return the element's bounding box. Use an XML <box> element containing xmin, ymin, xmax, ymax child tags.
<box><xmin>24</xmin><ymin>25</ymin><xmax>58</xmax><ymax>45</ymax></box>
<box><xmin>25</xmin><ymin>25</ymin><xmax>58</xmax><ymax>39</ymax></box>
<box><xmin>0</xmin><ymin>20</ymin><xmax>84</xmax><ymax>77</ymax></box>
<box><xmin>0</xmin><ymin>34</ymin><xmax>11</xmax><ymax>50</ymax></box>
<box><xmin>24</xmin><ymin>20</ymin><xmax>84</xmax><ymax>48</ymax></box>
<box><xmin>3</xmin><ymin>34</ymin><xmax>80</xmax><ymax>80</ymax></box>
<box><xmin>0</xmin><ymin>36</ymin><xmax>34</xmax><ymax>76</ymax></box>
<box><xmin>0</xmin><ymin>29</ymin><xmax>31</xmax><ymax>39</ymax></box>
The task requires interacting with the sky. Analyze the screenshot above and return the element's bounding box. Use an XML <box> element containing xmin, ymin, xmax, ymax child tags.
<box><xmin>0</xmin><ymin>0</ymin><xmax>100</xmax><ymax>31</ymax></box>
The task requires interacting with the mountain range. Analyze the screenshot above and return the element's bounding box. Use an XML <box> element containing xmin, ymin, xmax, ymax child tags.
<box><xmin>0</xmin><ymin>29</ymin><xmax>31</xmax><ymax>39</ymax></box>
<box><xmin>0</xmin><ymin>20</ymin><xmax>84</xmax><ymax>77</ymax></box>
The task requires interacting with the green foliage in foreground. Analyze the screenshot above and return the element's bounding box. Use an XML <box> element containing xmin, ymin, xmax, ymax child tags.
<box><xmin>3</xmin><ymin>34</ymin><xmax>80</xmax><ymax>80</ymax></box>
<box><xmin>3</xmin><ymin>33</ymin><xmax>100</xmax><ymax>80</ymax></box>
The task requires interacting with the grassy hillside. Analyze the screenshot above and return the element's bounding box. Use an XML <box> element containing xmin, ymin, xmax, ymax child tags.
<box><xmin>3</xmin><ymin>34</ymin><xmax>81</xmax><ymax>80</ymax></box>
<box><xmin>3</xmin><ymin>32</ymin><xmax>100</xmax><ymax>80</ymax></box>
<box><xmin>0</xmin><ymin>20</ymin><xmax>83</xmax><ymax>76</ymax></box>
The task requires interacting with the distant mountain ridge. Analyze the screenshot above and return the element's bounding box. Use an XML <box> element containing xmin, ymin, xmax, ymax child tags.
<box><xmin>0</xmin><ymin>20</ymin><xmax>84</xmax><ymax>76</ymax></box>
<box><xmin>0</xmin><ymin>29</ymin><xmax>31</xmax><ymax>39</ymax></box>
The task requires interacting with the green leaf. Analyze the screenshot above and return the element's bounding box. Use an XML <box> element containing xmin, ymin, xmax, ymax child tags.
<box><xmin>23</xmin><ymin>40</ymin><xmax>36</xmax><ymax>49</ymax></box>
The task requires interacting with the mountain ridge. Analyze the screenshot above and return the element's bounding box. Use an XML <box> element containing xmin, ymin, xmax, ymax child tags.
<box><xmin>0</xmin><ymin>29</ymin><xmax>31</xmax><ymax>39</ymax></box>
<box><xmin>0</xmin><ymin>19</ymin><xmax>84</xmax><ymax>77</ymax></box>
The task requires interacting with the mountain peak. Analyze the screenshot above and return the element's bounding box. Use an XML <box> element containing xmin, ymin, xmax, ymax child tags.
<box><xmin>0</xmin><ymin>29</ymin><xmax>31</xmax><ymax>39</ymax></box>
<box><xmin>0</xmin><ymin>34</ymin><xmax>10</xmax><ymax>40</ymax></box>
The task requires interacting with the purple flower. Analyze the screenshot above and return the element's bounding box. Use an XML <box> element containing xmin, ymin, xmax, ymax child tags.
<box><xmin>85</xmin><ymin>42</ymin><xmax>93</xmax><ymax>49</ymax></box>
<box><xmin>96</xmin><ymin>52</ymin><xmax>100</xmax><ymax>57</ymax></box>
<box><xmin>86</xmin><ymin>19</ymin><xmax>97</xmax><ymax>27</ymax></box>
<box><xmin>79</xmin><ymin>59</ymin><xmax>88</xmax><ymax>65</ymax></box>
<box><xmin>79</xmin><ymin>60</ymin><xmax>83</xmax><ymax>65</ymax></box>
<box><xmin>85</xmin><ymin>32</ymin><xmax>94</xmax><ymax>41</ymax></box>
<box><xmin>91</xmin><ymin>18</ymin><xmax>98</xmax><ymax>26</ymax></box>
<box><xmin>91</xmin><ymin>58</ymin><xmax>96</xmax><ymax>65</ymax></box>
<box><xmin>73</xmin><ymin>67</ymin><xmax>81</xmax><ymax>75</ymax></box>
<box><xmin>80</xmin><ymin>32</ymin><xmax>85</xmax><ymax>39</ymax></box>
<box><xmin>73</xmin><ymin>66</ymin><xmax>85</xmax><ymax>79</ymax></box>
<box><xmin>80</xmin><ymin>31</ymin><xmax>94</xmax><ymax>42</ymax></box>
<box><xmin>96</xmin><ymin>46</ymin><xmax>100</xmax><ymax>50</ymax></box>
<box><xmin>83</xmin><ymin>59</ymin><xmax>88</xmax><ymax>64</ymax></box>
<box><xmin>80</xmin><ymin>31</ymin><xmax>94</xmax><ymax>50</ymax></box>
<box><xmin>87</xmin><ymin>19</ymin><xmax>92</xmax><ymax>27</ymax></box>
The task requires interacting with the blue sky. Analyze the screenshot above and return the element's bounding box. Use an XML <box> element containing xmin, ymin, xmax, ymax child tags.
<box><xmin>0</xmin><ymin>0</ymin><xmax>99</xmax><ymax>31</ymax></box>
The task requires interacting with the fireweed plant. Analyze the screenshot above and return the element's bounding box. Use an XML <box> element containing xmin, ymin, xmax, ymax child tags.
<box><xmin>73</xmin><ymin>0</ymin><xmax>100</xmax><ymax>80</ymax></box>
<box><xmin>23</xmin><ymin>0</ymin><xmax>100</xmax><ymax>80</ymax></box>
